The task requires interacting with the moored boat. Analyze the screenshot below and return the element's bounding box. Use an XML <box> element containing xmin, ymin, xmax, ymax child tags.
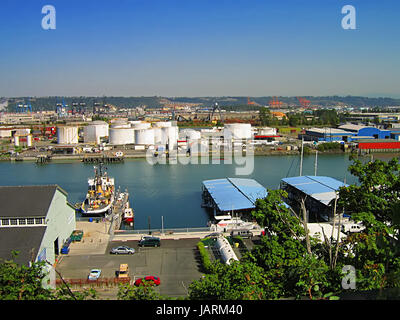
<box><xmin>81</xmin><ymin>164</ymin><xmax>115</xmax><ymax>216</ymax></box>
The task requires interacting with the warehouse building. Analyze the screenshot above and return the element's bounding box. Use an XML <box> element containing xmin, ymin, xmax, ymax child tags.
<box><xmin>280</xmin><ymin>175</ymin><xmax>348</xmax><ymax>222</ymax></box>
<box><xmin>0</xmin><ymin>185</ymin><xmax>76</xmax><ymax>288</ymax></box>
<box><xmin>338</xmin><ymin>124</ymin><xmax>391</xmax><ymax>140</ymax></box>
<box><xmin>302</xmin><ymin>127</ymin><xmax>355</xmax><ymax>142</ymax></box>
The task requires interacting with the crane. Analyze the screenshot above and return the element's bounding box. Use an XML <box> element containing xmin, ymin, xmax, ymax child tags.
<box><xmin>208</xmin><ymin>102</ymin><xmax>223</xmax><ymax>123</ymax></box>
<box><xmin>247</xmin><ymin>97</ymin><xmax>256</xmax><ymax>105</ymax></box>
<box><xmin>297</xmin><ymin>97</ymin><xmax>311</xmax><ymax>108</ymax></box>
<box><xmin>268</xmin><ymin>96</ymin><xmax>283</xmax><ymax>108</ymax></box>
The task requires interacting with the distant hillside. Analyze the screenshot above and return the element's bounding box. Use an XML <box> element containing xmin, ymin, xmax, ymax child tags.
<box><xmin>5</xmin><ymin>95</ymin><xmax>400</xmax><ymax>112</ymax></box>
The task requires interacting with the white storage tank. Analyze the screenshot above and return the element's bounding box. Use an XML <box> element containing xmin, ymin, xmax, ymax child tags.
<box><xmin>161</xmin><ymin>126</ymin><xmax>179</xmax><ymax>151</ymax></box>
<box><xmin>153</xmin><ymin>121</ymin><xmax>172</xmax><ymax>128</ymax></box>
<box><xmin>153</xmin><ymin>127</ymin><xmax>162</xmax><ymax>144</ymax></box>
<box><xmin>110</xmin><ymin>119</ymin><xmax>130</xmax><ymax>129</ymax></box>
<box><xmin>132</xmin><ymin>122</ymin><xmax>151</xmax><ymax>130</ymax></box>
<box><xmin>84</xmin><ymin>121</ymin><xmax>109</xmax><ymax>144</ymax></box>
<box><xmin>109</xmin><ymin>128</ymin><xmax>135</xmax><ymax>145</ymax></box>
<box><xmin>135</xmin><ymin>128</ymin><xmax>155</xmax><ymax>145</ymax></box>
<box><xmin>258</xmin><ymin>127</ymin><xmax>277</xmax><ymax>136</ymax></box>
<box><xmin>224</xmin><ymin>123</ymin><xmax>252</xmax><ymax>140</ymax></box>
<box><xmin>180</xmin><ymin>129</ymin><xmax>201</xmax><ymax>141</ymax></box>
<box><xmin>27</xmin><ymin>135</ymin><xmax>32</xmax><ymax>147</ymax></box>
<box><xmin>57</xmin><ymin>126</ymin><xmax>79</xmax><ymax>144</ymax></box>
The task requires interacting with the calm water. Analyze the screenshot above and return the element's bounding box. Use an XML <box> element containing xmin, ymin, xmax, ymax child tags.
<box><xmin>0</xmin><ymin>153</ymin><xmax>398</xmax><ymax>229</ymax></box>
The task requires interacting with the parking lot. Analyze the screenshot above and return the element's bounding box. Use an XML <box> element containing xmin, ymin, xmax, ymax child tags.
<box><xmin>56</xmin><ymin>238</ymin><xmax>203</xmax><ymax>299</ymax></box>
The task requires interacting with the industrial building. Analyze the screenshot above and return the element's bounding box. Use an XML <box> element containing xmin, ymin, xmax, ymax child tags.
<box><xmin>302</xmin><ymin>124</ymin><xmax>393</xmax><ymax>143</ymax></box>
<box><xmin>280</xmin><ymin>175</ymin><xmax>348</xmax><ymax>222</ymax></box>
<box><xmin>302</xmin><ymin>127</ymin><xmax>355</xmax><ymax>142</ymax></box>
<box><xmin>201</xmin><ymin>178</ymin><xmax>267</xmax><ymax>219</ymax></box>
<box><xmin>0</xmin><ymin>185</ymin><xmax>76</xmax><ymax>288</ymax></box>
<box><xmin>356</xmin><ymin>139</ymin><xmax>400</xmax><ymax>152</ymax></box>
<box><xmin>338</xmin><ymin>124</ymin><xmax>391</xmax><ymax>140</ymax></box>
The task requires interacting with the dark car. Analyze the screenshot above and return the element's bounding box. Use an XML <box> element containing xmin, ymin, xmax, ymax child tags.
<box><xmin>134</xmin><ymin>276</ymin><xmax>161</xmax><ymax>286</ymax></box>
<box><xmin>110</xmin><ymin>246</ymin><xmax>135</xmax><ymax>254</ymax></box>
<box><xmin>138</xmin><ymin>236</ymin><xmax>161</xmax><ymax>247</ymax></box>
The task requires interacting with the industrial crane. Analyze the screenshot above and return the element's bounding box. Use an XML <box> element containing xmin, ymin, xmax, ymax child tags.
<box><xmin>208</xmin><ymin>102</ymin><xmax>223</xmax><ymax>123</ymax></box>
<box><xmin>268</xmin><ymin>96</ymin><xmax>283</xmax><ymax>108</ymax></box>
<box><xmin>247</xmin><ymin>97</ymin><xmax>256</xmax><ymax>105</ymax></box>
<box><xmin>297</xmin><ymin>97</ymin><xmax>311</xmax><ymax>108</ymax></box>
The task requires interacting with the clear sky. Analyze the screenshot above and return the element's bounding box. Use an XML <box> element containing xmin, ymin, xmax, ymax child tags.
<box><xmin>0</xmin><ymin>0</ymin><xmax>399</xmax><ymax>97</ymax></box>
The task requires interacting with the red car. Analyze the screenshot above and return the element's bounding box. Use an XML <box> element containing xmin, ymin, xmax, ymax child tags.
<box><xmin>134</xmin><ymin>276</ymin><xmax>161</xmax><ymax>287</ymax></box>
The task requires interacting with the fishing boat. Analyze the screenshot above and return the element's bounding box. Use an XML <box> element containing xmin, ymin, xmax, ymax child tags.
<box><xmin>81</xmin><ymin>164</ymin><xmax>115</xmax><ymax>216</ymax></box>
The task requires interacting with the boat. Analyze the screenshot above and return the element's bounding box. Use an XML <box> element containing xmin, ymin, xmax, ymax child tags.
<box><xmin>123</xmin><ymin>206</ymin><xmax>134</xmax><ymax>224</ymax></box>
<box><xmin>81</xmin><ymin>164</ymin><xmax>115</xmax><ymax>216</ymax></box>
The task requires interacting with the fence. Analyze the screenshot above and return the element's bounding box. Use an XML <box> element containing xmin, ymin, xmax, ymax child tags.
<box><xmin>56</xmin><ymin>277</ymin><xmax>131</xmax><ymax>289</ymax></box>
<box><xmin>113</xmin><ymin>227</ymin><xmax>211</xmax><ymax>235</ymax></box>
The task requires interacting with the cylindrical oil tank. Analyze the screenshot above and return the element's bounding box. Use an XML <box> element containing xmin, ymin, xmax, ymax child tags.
<box><xmin>224</xmin><ymin>123</ymin><xmax>252</xmax><ymax>140</ymax></box>
<box><xmin>110</xmin><ymin>119</ymin><xmax>130</xmax><ymax>128</ymax></box>
<box><xmin>153</xmin><ymin>121</ymin><xmax>172</xmax><ymax>128</ymax></box>
<box><xmin>161</xmin><ymin>126</ymin><xmax>179</xmax><ymax>150</ymax></box>
<box><xmin>135</xmin><ymin>128</ymin><xmax>155</xmax><ymax>145</ymax></box>
<box><xmin>27</xmin><ymin>135</ymin><xmax>32</xmax><ymax>147</ymax></box>
<box><xmin>57</xmin><ymin>126</ymin><xmax>79</xmax><ymax>144</ymax></box>
<box><xmin>180</xmin><ymin>129</ymin><xmax>201</xmax><ymax>140</ymax></box>
<box><xmin>153</xmin><ymin>127</ymin><xmax>162</xmax><ymax>144</ymax></box>
<box><xmin>109</xmin><ymin>128</ymin><xmax>135</xmax><ymax>145</ymax></box>
<box><xmin>84</xmin><ymin>121</ymin><xmax>109</xmax><ymax>144</ymax></box>
<box><xmin>132</xmin><ymin>122</ymin><xmax>151</xmax><ymax>130</ymax></box>
<box><xmin>258</xmin><ymin>127</ymin><xmax>277</xmax><ymax>136</ymax></box>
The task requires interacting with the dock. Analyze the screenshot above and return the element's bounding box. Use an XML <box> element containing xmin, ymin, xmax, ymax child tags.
<box><xmin>36</xmin><ymin>154</ymin><xmax>52</xmax><ymax>164</ymax></box>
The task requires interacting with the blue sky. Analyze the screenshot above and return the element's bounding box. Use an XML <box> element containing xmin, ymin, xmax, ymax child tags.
<box><xmin>0</xmin><ymin>0</ymin><xmax>399</xmax><ymax>97</ymax></box>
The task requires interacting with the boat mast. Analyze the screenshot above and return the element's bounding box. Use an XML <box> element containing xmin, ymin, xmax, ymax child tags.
<box><xmin>314</xmin><ymin>150</ymin><xmax>318</xmax><ymax>176</ymax></box>
<box><xmin>299</xmin><ymin>137</ymin><xmax>304</xmax><ymax>176</ymax></box>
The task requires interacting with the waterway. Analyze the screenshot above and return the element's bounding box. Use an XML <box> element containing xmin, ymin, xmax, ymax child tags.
<box><xmin>0</xmin><ymin>153</ymin><xmax>398</xmax><ymax>229</ymax></box>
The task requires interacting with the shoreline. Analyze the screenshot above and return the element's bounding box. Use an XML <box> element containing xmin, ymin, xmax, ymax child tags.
<box><xmin>2</xmin><ymin>149</ymin><xmax>398</xmax><ymax>163</ymax></box>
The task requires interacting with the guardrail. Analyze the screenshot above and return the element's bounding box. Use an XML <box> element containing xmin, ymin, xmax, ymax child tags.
<box><xmin>114</xmin><ymin>227</ymin><xmax>211</xmax><ymax>235</ymax></box>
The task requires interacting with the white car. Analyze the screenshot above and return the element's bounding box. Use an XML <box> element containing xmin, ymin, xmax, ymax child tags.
<box><xmin>88</xmin><ymin>269</ymin><xmax>101</xmax><ymax>280</ymax></box>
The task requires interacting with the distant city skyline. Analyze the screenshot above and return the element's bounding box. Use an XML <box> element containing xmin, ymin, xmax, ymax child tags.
<box><xmin>1</xmin><ymin>0</ymin><xmax>399</xmax><ymax>98</ymax></box>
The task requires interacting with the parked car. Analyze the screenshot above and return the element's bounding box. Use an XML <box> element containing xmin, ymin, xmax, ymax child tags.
<box><xmin>138</xmin><ymin>236</ymin><xmax>161</xmax><ymax>247</ymax></box>
<box><xmin>230</xmin><ymin>229</ymin><xmax>253</xmax><ymax>239</ymax></box>
<box><xmin>110</xmin><ymin>246</ymin><xmax>135</xmax><ymax>255</ymax></box>
<box><xmin>202</xmin><ymin>232</ymin><xmax>222</xmax><ymax>239</ymax></box>
<box><xmin>88</xmin><ymin>269</ymin><xmax>101</xmax><ymax>280</ymax></box>
<box><xmin>134</xmin><ymin>276</ymin><xmax>161</xmax><ymax>287</ymax></box>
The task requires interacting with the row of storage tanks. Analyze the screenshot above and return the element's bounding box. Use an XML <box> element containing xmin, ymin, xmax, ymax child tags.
<box><xmin>58</xmin><ymin>122</ymin><xmax>258</xmax><ymax>147</ymax></box>
<box><xmin>58</xmin><ymin>120</ymin><xmax>180</xmax><ymax>150</ymax></box>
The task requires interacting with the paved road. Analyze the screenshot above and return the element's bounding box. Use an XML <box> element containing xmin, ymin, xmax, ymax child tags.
<box><xmin>56</xmin><ymin>238</ymin><xmax>203</xmax><ymax>299</ymax></box>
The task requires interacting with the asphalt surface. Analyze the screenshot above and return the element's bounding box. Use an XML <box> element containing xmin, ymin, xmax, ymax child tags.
<box><xmin>56</xmin><ymin>238</ymin><xmax>203</xmax><ymax>299</ymax></box>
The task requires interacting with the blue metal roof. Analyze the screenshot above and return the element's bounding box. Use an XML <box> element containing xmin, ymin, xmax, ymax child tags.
<box><xmin>202</xmin><ymin>178</ymin><xmax>267</xmax><ymax>212</ymax></box>
<box><xmin>281</xmin><ymin>176</ymin><xmax>348</xmax><ymax>205</ymax></box>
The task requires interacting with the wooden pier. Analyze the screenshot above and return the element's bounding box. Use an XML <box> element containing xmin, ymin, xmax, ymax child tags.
<box><xmin>81</xmin><ymin>155</ymin><xmax>124</xmax><ymax>164</ymax></box>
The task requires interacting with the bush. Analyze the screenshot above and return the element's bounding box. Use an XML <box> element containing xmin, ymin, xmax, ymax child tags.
<box><xmin>197</xmin><ymin>241</ymin><xmax>213</xmax><ymax>273</ymax></box>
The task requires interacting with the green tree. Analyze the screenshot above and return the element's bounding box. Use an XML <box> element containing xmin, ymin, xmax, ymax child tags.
<box><xmin>188</xmin><ymin>261</ymin><xmax>267</xmax><ymax>300</ymax></box>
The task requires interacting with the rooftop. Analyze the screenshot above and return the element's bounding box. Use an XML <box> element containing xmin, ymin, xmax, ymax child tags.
<box><xmin>281</xmin><ymin>176</ymin><xmax>348</xmax><ymax>205</ymax></box>
<box><xmin>0</xmin><ymin>185</ymin><xmax>67</xmax><ymax>218</ymax></box>
<box><xmin>202</xmin><ymin>178</ymin><xmax>267</xmax><ymax>212</ymax></box>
